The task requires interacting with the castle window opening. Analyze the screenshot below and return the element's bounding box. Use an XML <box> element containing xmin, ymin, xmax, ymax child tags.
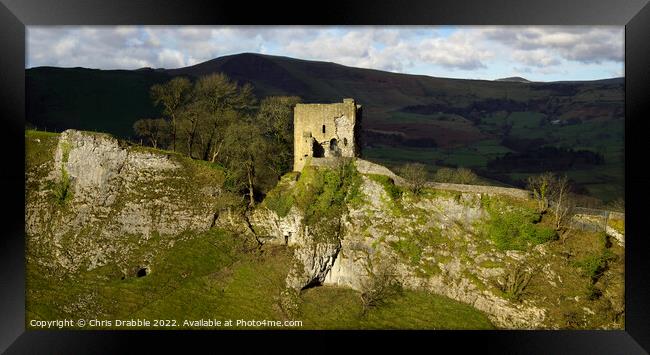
<box><xmin>322</xmin><ymin>125</ymin><xmax>326</xmax><ymax>133</ymax></box>
<box><xmin>330</xmin><ymin>138</ymin><xmax>341</xmax><ymax>157</ymax></box>
<box><xmin>343</xmin><ymin>138</ymin><xmax>348</xmax><ymax>146</ymax></box>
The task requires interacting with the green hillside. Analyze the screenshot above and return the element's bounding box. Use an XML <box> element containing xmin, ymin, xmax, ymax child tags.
<box><xmin>26</xmin><ymin>53</ymin><xmax>624</xmax><ymax>202</ymax></box>
<box><xmin>26</xmin><ymin>67</ymin><xmax>170</xmax><ymax>137</ymax></box>
<box><xmin>28</xmin><ymin>227</ymin><xmax>494</xmax><ymax>330</ymax></box>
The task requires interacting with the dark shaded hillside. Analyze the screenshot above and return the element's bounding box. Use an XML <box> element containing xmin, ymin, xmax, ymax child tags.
<box><xmin>25</xmin><ymin>53</ymin><xmax>625</xmax><ymax>201</ymax></box>
<box><xmin>165</xmin><ymin>53</ymin><xmax>310</xmax><ymax>97</ymax></box>
<box><xmin>26</xmin><ymin>53</ymin><xmax>624</xmax><ymax>141</ymax></box>
<box><xmin>26</xmin><ymin>67</ymin><xmax>171</xmax><ymax>137</ymax></box>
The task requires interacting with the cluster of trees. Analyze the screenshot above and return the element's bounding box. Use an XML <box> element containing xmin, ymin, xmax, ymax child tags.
<box><xmin>432</xmin><ymin>167</ymin><xmax>479</xmax><ymax>185</ymax></box>
<box><xmin>133</xmin><ymin>74</ymin><xmax>301</xmax><ymax>206</ymax></box>
<box><xmin>362</xmin><ymin>130</ymin><xmax>437</xmax><ymax>149</ymax></box>
<box><xmin>487</xmin><ymin>146</ymin><xmax>605</xmax><ymax>173</ymax></box>
<box><xmin>398</xmin><ymin>164</ymin><xmax>482</xmax><ymax>195</ymax></box>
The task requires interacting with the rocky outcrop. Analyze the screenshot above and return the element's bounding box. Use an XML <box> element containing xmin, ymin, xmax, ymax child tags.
<box><xmin>605</xmin><ymin>226</ymin><xmax>624</xmax><ymax>246</ymax></box>
<box><xmin>248</xmin><ymin>161</ymin><xmax>624</xmax><ymax>329</ymax></box>
<box><xmin>246</xmin><ymin>206</ymin><xmax>342</xmax><ymax>290</ymax></box>
<box><xmin>355</xmin><ymin>159</ymin><xmax>405</xmax><ymax>184</ymax></box>
<box><xmin>324</xmin><ymin>175</ymin><xmax>546</xmax><ymax>328</ymax></box>
<box><xmin>25</xmin><ymin>130</ymin><xmax>227</xmax><ymax>274</ymax></box>
<box><xmin>244</xmin><ymin>168</ymin><xmax>545</xmax><ymax>327</ymax></box>
<box><xmin>355</xmin><ymin>158</ymin><xmax>531</xmax><ymax>199</ymax></box>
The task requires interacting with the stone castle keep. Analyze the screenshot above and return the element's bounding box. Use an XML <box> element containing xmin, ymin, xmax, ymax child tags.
<box><xmin>293</xmin><ymin>98</ymin><xmax>362</xmax><ymax>171</ymax></box>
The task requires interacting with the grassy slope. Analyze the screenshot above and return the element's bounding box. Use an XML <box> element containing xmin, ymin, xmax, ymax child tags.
<box><xmin>27</xmin><ymin>227</ymin><xmax>494</xmax><ymax>330</ymax></box>
<box><xmin>263</xmin><ymin>167</ymin><xmax>624</xmax><ymax>329</ymax></box>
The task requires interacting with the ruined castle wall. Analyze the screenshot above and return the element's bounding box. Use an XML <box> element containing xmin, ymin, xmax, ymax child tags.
<box><xmin>293</xmin><ymin>99</ymin><xmax>360</xmax><ymax>171</ymax></box>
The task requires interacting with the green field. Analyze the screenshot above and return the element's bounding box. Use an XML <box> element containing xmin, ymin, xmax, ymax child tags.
<box><xmin>365</xmin><ymin>109</ymin><xmax>624</xmax><ymax>202</ymax></box>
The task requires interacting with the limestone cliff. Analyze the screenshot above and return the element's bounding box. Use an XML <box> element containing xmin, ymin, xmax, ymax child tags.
<box><xmin>236</xmin><ymin>160</ymin><xmax>625</xmax><ymax>329</ymax></box>
<box><xmin>26</xmin><ymin>130</ymin><xmax>234</xmax><ymax>276</ymax></box>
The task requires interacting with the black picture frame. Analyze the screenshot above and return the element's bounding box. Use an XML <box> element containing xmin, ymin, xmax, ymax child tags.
<box><xmin>2</xmin><ymin>0</ymin><xmax>649</xmax><ymax>353</ymax></box>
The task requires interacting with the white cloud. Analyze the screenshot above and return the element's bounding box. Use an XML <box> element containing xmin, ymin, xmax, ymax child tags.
<box><xmin>26</xmin><ymin>26</ymin><xmax>624</xmax><ymax>80</ymax></box>
<box><xmin>415</xmin><ymin>31</ymin><xmax>493</xmax><ymax>70</ymax></box>
<box><xmin>481</xmin><ymin>26</ymin><xmax>623</xmax><ymax>64</ymax></box>
<box><xmin>52</xmin><ymin>37</ymin><xmax>77</xmax><ymax>57</ymax></box>
<box><xmin>512</xmin><ymin>50</ymin><xmax>562</xmax><ymax>67</ymax></box>
<box><xmin>284</xmin><ymin>30</ymin><xmax>373</xmax><ymax>63</ymax></box>
<box><xmin>157</xmin><ymin>48</ymin><xmax>186</xmax><ymax>68</ymax></box>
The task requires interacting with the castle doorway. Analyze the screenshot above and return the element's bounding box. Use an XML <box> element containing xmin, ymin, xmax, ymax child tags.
<box><xmin>312</xmin><ymin>140</ymin><xmax>325</xmax><ymax>157</ymax></box>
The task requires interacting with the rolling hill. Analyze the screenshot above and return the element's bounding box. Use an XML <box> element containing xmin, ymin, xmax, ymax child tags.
<box><xmin>25</xmin><ymin>53</ymin><xmax>625</xmax><ymax>202</ymax></box>
<box><xmin>495</xmin><ymin>76</ymin><xmax>531</xmax><ymax>83</ymax></box>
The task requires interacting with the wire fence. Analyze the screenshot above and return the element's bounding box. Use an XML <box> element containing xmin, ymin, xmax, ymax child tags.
<box><xmin>571</xmin><ymin>206</ymin><xmax>624</xmax><ymax>233</ymax></box>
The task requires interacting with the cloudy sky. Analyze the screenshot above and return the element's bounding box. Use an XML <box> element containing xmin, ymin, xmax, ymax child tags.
<box><xmin>27</xmin><ymin>26</ymin><xmax>624</xmax><ymax>82</ymax></box>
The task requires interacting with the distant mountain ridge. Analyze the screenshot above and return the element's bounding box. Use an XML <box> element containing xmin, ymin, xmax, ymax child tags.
<box><xmin>495</xmin><ymin>76</ymin><xmax>531</xmax><ymax>83</ymax></box>
<box><xmin>26</xmin><ymin>52</ymin><xmax>624</xmax><ymax>138</ymax></box>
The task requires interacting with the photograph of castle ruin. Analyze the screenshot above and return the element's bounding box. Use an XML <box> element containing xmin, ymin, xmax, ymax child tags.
<box><xmin>25</xmin><ymin>26</ymin><xmax>624</xmax><ymax>330</ymax></box>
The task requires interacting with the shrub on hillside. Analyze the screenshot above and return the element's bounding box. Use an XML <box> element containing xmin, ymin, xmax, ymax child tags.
<box><xmin>496</xmin><ymin>262</ymin><xmax>537</xmax><ymax>302</ymax></box>
<box><xmin>398</xmin><ymin>163</ymin><xmax>428</xmax><ymax>195</ymax></box>
<box><xmin>433</xmin><ymin>167</ymin><xmax>479</xmax><ymax>185</ymax></box>
<box><xmin>359</xmin><ymin>263</ymin><xmax>403</xmax><ymax>316</ymax></box>
<box><xmin>483</xmin><ymin>207</ymin><xmax>557</xmax><ymax>250</ymax></box>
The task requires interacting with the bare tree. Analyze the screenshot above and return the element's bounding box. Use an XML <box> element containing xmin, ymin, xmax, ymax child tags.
<box><xmin>527</xmin><ymin>172</ymin><xmax>576</xmax><ymax>241</ymax></box>
<box><xmin>433</xmin><ymin>167</ymin><xmax>455</xmax><ymax>183</ymax></box>
<box><xmin>178</xmin><ymin>103</ymin><xmax>203</xmax><ymax>158</ymax></box>
<box><xmin>133</xmin><ymin>118</ymin><xmax>171</xmax><ymax>149</ymax></box>
<box><xmin>192</xmin><ymin>73</ymin><xmax>256</xmax><ymax>162</ymax></box>
<box><xmin>359</xmin><ymin>259</ymin><xmax>403</xmax><ymax>316</ymax></box>
<box><xmin>398</xmin><ymin>163</ymin><xmax>428</xmax><ymax>195</ymax></box>
<box><xmin>433</xmin><ymin>167</ymin><xmax>478</xmax><ymax>185</ymax></box>
<box><xmin>455</xmin><ymin>167</ymin><xmax>479</xmax><ymax>185</ymax></box>
<box><xmin>221</xmin><ymin>122</ymin><xmax>272</xmax><ymax>207</ymax></box>
<box><xmin>527</xmin><ymin>172</ymin><xmax>556</xmax><ymax>213</ymax></box>
<box><xmin>552</xmin><ymin>175</ymin><xmax>575</xmax><ymax>241</ymax></box>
